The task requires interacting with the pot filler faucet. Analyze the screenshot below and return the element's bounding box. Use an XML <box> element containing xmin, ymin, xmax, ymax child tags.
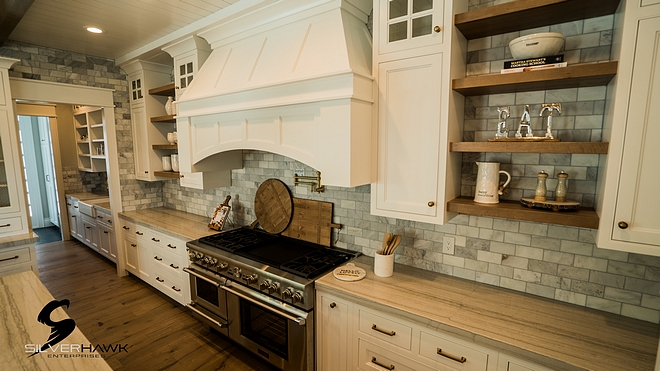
<box><xmin>540</xmin><ymin>103</ymin><xmax>562</xmax><ymax>139</ymax></box>
<box><xmin>515</xmin><ymin>105</ymin><xmax>533</xmax><ymax>138</ymax></box>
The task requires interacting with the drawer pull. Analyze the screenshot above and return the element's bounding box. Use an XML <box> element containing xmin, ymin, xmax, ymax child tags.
<box><xmin>136</xmin><ymin>231</ymin><xmax>143</xmax><ymax>236</ymax></box>
<box><xmin>0</xmin><ymin>255</ymin><xmax>19</xmax><ymax>262</ymax></box>
<box><xmin>0</xmin><ymin>223</ymin><xmax>11</xmax><ymax>228</ymax></box>
<box><xmin>371</xmin><ymin>324</ymin><xmax>396</xmax><ymax>336</ymax></box>
<box><xmin>156</xmin><ymin>277</ymin><xmax>164</xmax><ymax>282</ymax></box>
<box><xmin>167</xmin><ymin>243</ymin><xmax>176</xmax><ymax>249</ymax></box>
<box><xmin>108</xmin><ymin>220</ymin><xmax>112</xmax><ymax>224</ymax></box>
<box><xmin>74</xmin><ymin>206</ymin><xmax>78</xmax><ymax>208</ymax></box>
<box><xmin>152</xmin><ymin>238</ymin><xmax>160</xmax><ymax>242</ymax></box>
<box><xmin>103</xmin><ymin>231</ymin><xmax>109</xmax><ymax>234</ymax></box>
<box><xmin>123</xmin><ymin>226</ymin><xmax>130</xmax><ymax>230</ymax></box>
<box><xmin>436</xmin><ymin>348</ymin><xmax>467</xmax><ymax>364</ymax></box>
<box><xmin>154</xmin><ymin>256</ymin><xmax>162</xmax><ymax>261</ymax></box>
<box><xmin>172</xmin><ymin>286</ymin><xmax>181</xmax><ymax>292</ymax></box>
<box><xmin>170</xmin><ymin>263</ymin><xmax>179</xmax><ymax>270</ymax></box>
<box><xmin>330</xmin><ymin>302</ymin><xmax>336</xmax><ymax>308</ymax></box>
<box><xmin>131</xmin><ymin>243</ymin><xmax>137</xmax><ymax>247</ymax></box>
<box><xmin>371</xmin><ymin>357</ymin><xmax>394</xmax><ymax>370</ymax></box>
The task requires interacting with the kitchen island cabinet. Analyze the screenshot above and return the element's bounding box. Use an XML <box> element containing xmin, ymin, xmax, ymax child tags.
<box><xmin>316</xmin><ymin>256</ymin><xmax>659</xmax><ymax>371</ymax></box>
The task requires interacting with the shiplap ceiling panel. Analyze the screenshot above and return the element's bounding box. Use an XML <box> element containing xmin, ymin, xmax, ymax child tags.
<box><xmin>7</xmin><ymin>0</ymin><xmax>237</xmax><ymax>60</ymax></box>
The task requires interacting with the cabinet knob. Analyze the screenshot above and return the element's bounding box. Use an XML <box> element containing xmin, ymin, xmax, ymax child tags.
<box><xmin>434</xmin><ymin>26</ymin><xmax>442</xmax><ymax>33</ymax></box>
<box><xmin>145</xmin><ymin>171</ymin><xmax>149</xmax><ymax>174</ymax></box>
<box><xmin>330</xmin><ymin>302</ymin><xmax>336</xmax><ymax>309</ymax></box>
<box><xmin>428</xmin><ymin>201</ymin><xmax>435</xmax><ymax>207</ymax></box>
<box><xmin>618</xmin><ymin>221</ymin><xmax>629</xmax><ymax>229</ymax></box>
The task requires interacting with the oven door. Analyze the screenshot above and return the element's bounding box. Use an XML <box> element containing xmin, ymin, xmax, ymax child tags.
<box><xmin>223</xmin><ymin>282</ymin><xmax>313</xmax><ymax>371</ymax></box>
<box><xmin>184</xmin><ymin>267</ymin><xmax>229</xmax><ymax>336</ymax></box>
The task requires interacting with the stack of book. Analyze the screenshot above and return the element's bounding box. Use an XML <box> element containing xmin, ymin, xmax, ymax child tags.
<box><xmin>501</xmin><ymin>55</ymin><xmax>566</xmax><ymax>74</ymax></box>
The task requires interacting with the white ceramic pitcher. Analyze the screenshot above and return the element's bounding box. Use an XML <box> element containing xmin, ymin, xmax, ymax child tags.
<box><xmin>474</xmin><ymin>162</ymin><xmax>511</xmax><ymax>204</ymax></box>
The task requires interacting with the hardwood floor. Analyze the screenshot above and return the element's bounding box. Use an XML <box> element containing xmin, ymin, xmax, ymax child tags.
<box><xmin>35</xmin><ymin>240</ymin><xmax>279</xmax><ymax>371</ymax></box>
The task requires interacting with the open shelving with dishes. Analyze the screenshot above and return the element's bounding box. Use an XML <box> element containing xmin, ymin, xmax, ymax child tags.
<box><xmin>73</xmin><ymin>106</ymin><xmax>106</xmax><ymax>172</ymax></box>
<box><xmin>446</xmin><ymin>0</ymin><xmax>621</xmax><ymax>229</ymax></box>
<box><xmin>148</xmin><ymin>83</ymin><xmax>179</xmax><ymax>178</ymax></box>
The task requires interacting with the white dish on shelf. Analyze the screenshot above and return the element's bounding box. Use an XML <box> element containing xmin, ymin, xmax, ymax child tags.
<box><xmin>509</xmin><ymin>32</ymin><xmax>565</xmax><ymax>60</ymax></box>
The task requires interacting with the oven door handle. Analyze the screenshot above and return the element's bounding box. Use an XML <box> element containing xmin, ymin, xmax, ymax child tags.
<box><xmin>183</xmin><ymin>267</ymin><xmax>223</xmax><ymax>287</ymax></box>
<box><xmin>186</xmin><ymin>303</ymin><xmax>228</xmax><ymax>328</ymax></box>
<box><xmin>221</xmin><ymin>285</ymin><xmax>307</xmax><ymax>326</ymax></box>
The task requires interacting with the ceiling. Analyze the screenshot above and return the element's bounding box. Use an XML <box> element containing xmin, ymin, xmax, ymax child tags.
<box><xmin>3</xmin><ymin>0</ymin><xmax>240</xmax><ymax>63</ymax></box>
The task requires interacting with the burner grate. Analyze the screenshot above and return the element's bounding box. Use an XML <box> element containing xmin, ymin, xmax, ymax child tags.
<box><xmin>198</xmin><ymin>228</ymin><xmax>276</xmax><ymax>252</ymax></box>
<box><xmin>280</xmin><ymin>250</ymin><xmax>354</xmax><ymax>279</ymax></box>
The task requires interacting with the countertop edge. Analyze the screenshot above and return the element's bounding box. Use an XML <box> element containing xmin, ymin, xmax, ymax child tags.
<box><xmin>0</xmin><ymin>232</ymin><xmax>40</xmax><ymax>249</ymax></box>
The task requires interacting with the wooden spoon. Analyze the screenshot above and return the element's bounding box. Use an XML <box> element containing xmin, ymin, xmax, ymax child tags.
<box><xmin>381</xmin><ymin>232</ymin><xmax>392</xmax><ymax>254</ymax></box>
<box><xmin>387</xmin><ymin>235</ymin><xmax>402</xmax><ymax>255</ymax></box>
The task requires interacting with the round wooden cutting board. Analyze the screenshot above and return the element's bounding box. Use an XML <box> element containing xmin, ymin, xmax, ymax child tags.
<box><xmin>254</xmin><ymin>178</ymin><xmax>293</xmax><ymax>234</ymax></box>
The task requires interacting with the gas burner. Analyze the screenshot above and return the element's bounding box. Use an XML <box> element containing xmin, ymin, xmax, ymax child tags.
<box><xmin>280</xmin><ymin>250</ymin><xmax>354</xmax><ymax>279</ymax></box>
<box><xmin>197</xmin><ymin>227</ymin><xmax>275</xmax><ymax>252</ymax></box>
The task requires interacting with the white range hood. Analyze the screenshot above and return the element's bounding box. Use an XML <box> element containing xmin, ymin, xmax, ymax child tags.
<box><xmin>175</xmin><ymin>0</ymin><xmax>374</xmax><ymax>187</ymax></box>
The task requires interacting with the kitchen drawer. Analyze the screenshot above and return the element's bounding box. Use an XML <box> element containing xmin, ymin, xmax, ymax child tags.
<box><xmin>419</xmin><ymin>331</ymin><xmax>489</xmax><ymax>371</ymax></box>
<box><xmin>358</xmin><ymin>307</ymin><xmax>413</xmax><ymax>350</ymax></box>
<box><xmin>0</xmin><ymin>216</ymin><xmax>24</xmax><ymax>236</ymax></box>
<box><xmin>0</xmin><ymin>261</ymin><xmax>35</xmax><ymax>278</ymax></box>
<box><xmin>0</xmin><ymin>245</ymin><xmax>32</xmax><ymax>269</ymax></box>
<box><xmin>120</xmin><ymin>219</ymin><xmax>136</xmax><ymax>236</ymax></box>
<box><xmin>151</xmin><ymin>250</ymin><xmax>185</xmax><ymax>281</ymax></box>
<box><xmin>357</xmin><ymin>338</ymin><xmax>439</xmax><ymax>371</ymax></box>
<box><xmin>95</xmin><ymin>209</ymin><xmax>113</xmax><ymax>228</ymax></box>
<box><xmin>148</xmin><ymin>230</ymin><xmax>187</xmax><ymax>255</ymax></box>
<box><xmin>151</xmin><ymin>268</ymin><xmax>186</xmax><ymax>304</ymax></box>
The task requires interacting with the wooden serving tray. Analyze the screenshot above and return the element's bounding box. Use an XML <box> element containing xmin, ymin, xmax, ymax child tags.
<box><xmin>488</xmin><ymin>137</ymin><xmax>560</xmax><ymax>142</ymax></box>
<box><xmin>521</xmin><ymin>197</ymin><xmax>580</xmax><ymax>211</ymax></box>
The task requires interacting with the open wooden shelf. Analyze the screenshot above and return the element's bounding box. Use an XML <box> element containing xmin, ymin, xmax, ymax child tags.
<box><xmin>154</xmin><ymin>171</ymin><xmax>181</xmax><ymax>179</ymax></box>
<box><xmin>452</xmin><ymin>62</ymin><xmax>617</xmax><ymax>96</ymax></box>
<box><xmin>152</xmin><ymin>144</ymin><xmax>178</xmax><ymax>150</ymax></box>
<box><xmin>450</xmin><ymin>141</ymin><xmax>608</xmax><ymax>154</ymax></box>
<box><xmin>447</xmin><ymin>197</ymin><xmax>599</xmax><ymax>229</ymax></box>
<box><xmin>148</xmin><ymin>83</ymin><xmax>175</xmax><ymax>97</ymax></box>
<box><xmin>454</xmin><ymin>0</ymin><xmax>621</xmax><ymax>40</ymax></box>
<box><xmin>151</xmin><ymin>114</ymin><xmax>175</xmax><ymax>123</ymax></box>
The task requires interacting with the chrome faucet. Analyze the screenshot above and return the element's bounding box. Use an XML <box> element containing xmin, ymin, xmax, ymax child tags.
<box><xmin>540</xmin><ymin>103</ymin><xmax>562</xmax><ymax>139</ymax></box>
<box><xmin>495</xmin><ymin>106</ymin><xmax>510</xmax><ymax>139</ymax></box>
<box><xmin>515</xmin><ymin>105</ymin><xmax>533</xmax><ymax>138</ymax></box>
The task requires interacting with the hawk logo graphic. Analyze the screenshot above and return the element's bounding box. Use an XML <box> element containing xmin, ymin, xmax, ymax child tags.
<box><xmin>27</xmin><ymin>299</ymin><xmax>76</xmax><ymax>358</ymax></box>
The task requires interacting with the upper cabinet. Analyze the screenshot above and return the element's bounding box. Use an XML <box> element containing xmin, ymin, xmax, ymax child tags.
<box><xmin>378</xmin><ymin>0</ymin><xmax>445</xmax><ymax>55</ymax></box>
<box><xmin>0</xmin><ymin>57</ymin><xmax>30</xmax><ymax>237</ymax></box>
<box><xmin>73</xmin><ymin>106</ymin><xmax>106</xmax><ymax>172</ymax></box>
<box><xmin>163</xmin><ymin>36</ymin><xmax>211</xmax><ymax>101</ymax></box>
<box><xmin>371</xmin><ymin>0</ymin><xmax>466</xmax><ymax>225</ymax></box>
<box><xmin>598</xmin><ymin>1</ymin><xmax>660</xmax><ymax>254</ymax></box>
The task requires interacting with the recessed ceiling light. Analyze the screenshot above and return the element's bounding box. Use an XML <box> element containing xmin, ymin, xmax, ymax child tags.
<box><xmin>86</xmin><ymin>27</ymin><xmax>104</xmax><ymax>34</ymax></box>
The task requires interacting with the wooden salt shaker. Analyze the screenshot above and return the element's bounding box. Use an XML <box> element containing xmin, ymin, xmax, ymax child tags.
<box><xmin>534</xmin><ymin>170</ymin><xmax>548</xmax><ymax>201</ymax></box>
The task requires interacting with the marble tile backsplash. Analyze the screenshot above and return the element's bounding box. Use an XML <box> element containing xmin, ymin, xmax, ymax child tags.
<box><xmin>62</xmin><ymin>166</ymin><xmax>108</xmax><ymax>194</ymax></box>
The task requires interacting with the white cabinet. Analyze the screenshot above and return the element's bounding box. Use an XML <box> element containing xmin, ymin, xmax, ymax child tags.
<box><xmin>120</xmin><ymin>220</ymin><xmax>139</xmax><ymax>275</ymax></box>
<box><xmin>133</xmin><ymin>224</ymin><xmax>152</xmax><ymax>281</ymax></box>
<box><xmin>497</xmin><ymin>354</ymin><xmax>554</xmax><ymax>371</ymax></box>
<box><xmin>81</xmin><ymin>214</ymin><xmax>99</xmax><ymax>251</ymax></box>
<box><xmin>316</xmin><ymin>291</ymin><xmax>354</xmax><ymax>371</ymax></box>
<box><xmin>66</xmin><ymin>196</ymin><xmax>82</xmax><ymax>240</ymax></box>
<box><xmin>0</xmin><ymin>57</ymin><xmax>29</xmax><ymax>238</ymax></box>
<box><xmin>371</xmin><ymin>0</ymin><xmax>466</xmax><ymax>225</ymax></box>
<box><xmin>0</xmin><ymin>243</ymin><xmax>38</xmax><ymax>278</ymax></box>
<box><xmin>598</xmin><ymin>3</ymin><xmax>660</xmax><ymax>254</ymax></box>
<box><xmin>96</xmin><ymin>206</ymin><xmax>116</xmax><ymax>263</ymax></box>
<box><xmin>73</xmin><ymin>106</ymin><xmax>106</xmax><ymax>172</ymax></box>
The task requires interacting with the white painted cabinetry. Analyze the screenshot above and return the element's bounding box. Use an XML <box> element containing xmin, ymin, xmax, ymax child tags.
<box><xmin>73</xmin><ymin>106</ymin><xmax>106</xmax><ymax>172</ymax></box>
<box><xmin>598</xmin><ymin>2</ymin><xmax>660</xmax><ymax>255</ymax></box>
<box><xmin>316</xmin><ymin>291</ymin><xmax>354</xmax><ymax>371</ymax></box>
<box><xmin>120</xmin><ymin>219</ymin><xmax>139</xmax><ymax>275</ymax></box>
<box><xmin>371</xmin><ymin>0</ymin><xmax>466</xmax><ymax>225</ymax></box>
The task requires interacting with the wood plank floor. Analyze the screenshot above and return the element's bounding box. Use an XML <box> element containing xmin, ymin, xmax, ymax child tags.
<box><xmin>35</xmin><ymin>240</ymin><xmax>279</xmax><ymax>371</ymax></box>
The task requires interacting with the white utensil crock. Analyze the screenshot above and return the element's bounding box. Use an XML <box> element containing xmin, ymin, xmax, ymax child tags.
<box><xmin>162</xmin><ymin>156</ymin><xmax>172</xmax><ymax>171</ymax></box>
<box><xmin>474</xmin><ymin>162</ymin><xmax>511</xmax><ymax>204</ymax></box>
<box><xmin>374</xmin><ymin>250</ymin><xmax>394</xmax><ymax>277</ymax></box>
<box><xmin>171</xmin><ymin>154</ymin><xmax>180</xmax><ymax>172</ymax></box>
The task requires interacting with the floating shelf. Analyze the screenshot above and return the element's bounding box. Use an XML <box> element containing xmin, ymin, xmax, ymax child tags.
<box><xmin>151</xmin><ymin>115</ymin><xmax>175</xmax><ymax>123</ymax></box>
<box><xmin>154</xmin><ymin>171</ymin><xmax>181</xmax><ymax>179</ymax></box>
<box><xmin>450</xmin><ymin>142</ymin><xmax>608</xmax><ymax>154</ymax></box>
<box><xmin>454</xmin><ymin>0</ymin><xmax>621</xmax><ymax>40</ymax></box>
<box><xmin>447</xmin><ymin>197</ymin><xmax>599</xmax><ymax>229</ymax></box>
<box><xmin>452</xmin><ymin>62</ymin><xmax>618</xmax><ymax>96</ymax></box>
<box><xmin>152</xmin><ymin>144</ymin><xmax>178</xmax><ymax>150</ymax></box>
<box><xmin>149</xmin><ymin>83</ymin><xmax>175</xmax><ymax>97</ymax></box>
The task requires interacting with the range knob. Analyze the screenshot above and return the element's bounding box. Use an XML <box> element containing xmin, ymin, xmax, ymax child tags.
<box><xmin>259</xmin><ymin>280</ymin><xmax>272</xmax><ymax>291</ymax></box>
<box><xmin>195</xmin><ymin>252</ymin><xmax>204</xmax><ymax>259</ymax></box>
<box><xmin>203</xmin><ymin>256</ymin><xmax>212</xmax><ymax>264</ymax></box>
<box><xmin>208</xmin><ymin>257</ymin><xmax>218</xmax><ymax>267</ymax></box>
<box><xmin>244</xmin><ymin>273</ymin><xmax>258</xmax><ymax>285</ymax></box>
<box><xmin>292</xmin><ymin>291</ymin><xmax>304</xmax><ymax>304</ymax></box>
<box><xmin>218</xmin><ymin>262</ymin><xmax>229</xmax><ymax>271</ymax></box>
<box><xmin>268</xmin><ymin>282</ymin><xmax>280</xmax><ymax>294</ymax></box>
<box><xmin>282</xmin><ymin>287</ymin><xmax>294</xmax><ymax>300</ymax></box>
<box><xmin>233</xmin><ymin>267</ymin><xmax>241</xmax><ymax>278</ymax></box>
<box><xmin>188</xmin><ymin>252</ymin><xmax>196</xmax><ymax>261</ymax></box>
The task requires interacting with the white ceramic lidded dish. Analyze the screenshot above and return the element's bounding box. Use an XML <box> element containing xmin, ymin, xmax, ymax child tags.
<box><xmin>509</xmin><ymin>32</ymin><xmax>565</xmax><ymax>60</ymax></box>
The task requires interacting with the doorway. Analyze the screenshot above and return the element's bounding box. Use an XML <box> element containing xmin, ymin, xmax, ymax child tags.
<box><xmin>17</xmin><ymin>114</ymin><xmax>62</xmax><ymax>244</ymax></box>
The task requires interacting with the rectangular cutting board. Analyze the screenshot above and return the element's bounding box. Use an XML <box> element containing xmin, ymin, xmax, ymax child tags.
<box><xmin>281</xmin><ymin>198</ymin><xmax>341</xmax><ymax>247</ymax></box>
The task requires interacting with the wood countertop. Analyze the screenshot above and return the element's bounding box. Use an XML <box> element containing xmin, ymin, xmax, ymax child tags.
<box><xmin>118</xmin><ymin>208</ymin><xmax>218</xmax><ymax>241</ymax></box>
<box><xmin>316</xmin><ymin>256</ymin><xmax>659</xmax><ymax>371</ymax></box>
<box><xmin>0</xmin><ymin>271</ymin><xmax>112</xmax><ymax>370</ymax></box>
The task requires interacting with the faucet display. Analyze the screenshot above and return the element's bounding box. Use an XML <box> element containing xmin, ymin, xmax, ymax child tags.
<box><xmin>515</xmin><ymin>105</ymin><xmax>533</xmax><ymax>138</ymax></box>
<box><xmin>540</xmin><ymin>103</ymin><xmax>562</xmax><ymax>139</ymax></box>
<box><xmin>495</xmin><ymin>106</ymin><xmax>510</xmax><ymax>139</ymax></box>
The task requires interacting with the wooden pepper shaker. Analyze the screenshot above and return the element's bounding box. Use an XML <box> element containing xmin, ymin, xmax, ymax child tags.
<box><xmin>534</xmin><ymin>170</ymin><xmax>548</xmax><ymax>201</ymax></box>
<box><xmin>555</xmin><ymin>171</ymin><xmax>569</xmax><ymax>202</ymax></box>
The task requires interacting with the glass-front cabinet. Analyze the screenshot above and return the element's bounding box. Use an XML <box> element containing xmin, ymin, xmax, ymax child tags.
<box><xmin>378</xmin><ymin>0</ymin><xmax>444</xmax><ymax>54</ymax></box>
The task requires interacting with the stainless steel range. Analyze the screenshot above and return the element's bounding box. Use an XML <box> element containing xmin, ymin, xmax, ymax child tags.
<box><xmin>185</xmin><ymin>226</ymin><xmax>359</xmax><ymax>371</ymax></box>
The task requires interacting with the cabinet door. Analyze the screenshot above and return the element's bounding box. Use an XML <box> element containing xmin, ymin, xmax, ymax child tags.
<box><xmin>175</xmin><ymin>55</ymin><xmax>196</xmax><ymax>99</ymax></box>
<box><xmin>372</xmin><ymin>54</ymin><xmax>443</xmax><ymax>219</ymax></box>
<box><xmin>378</xmin><ymin>0</ymin><xmax>444</xmax><ymax>55</ymax></box>
<box><xmin>131</xmin><ymin>104</ymin><xmax>153</xmax><ymax>181</ymax></box>
<box><xmin>612</xmin><ymin>17</ymin><xmax>660</xmax><ymax>247</ymax></box>
<box><xmin>316</xmin><ymin>291</ymin><xmax>353</xmax><ymax>371</ymax></box>
<box><xmin>68</xmin><ymin>209</ymin><xmax>78</xmax><ymax>238</ymax></box>
<box><xmin>122</xmin><ymin>236</ymin><xmax>139</xmax><ymax>275</ymax></box>
<box><xmin>0</xmin><ymin>110</ymin><xmax>22</xmax><ymax>214</ymax></box>
<box><xmin>98</xmin><ymin>224</ymin><xmax>116</xmax><ymax>263</ymax></box>
<box><xmin>82</xmin><ymin>217</ymin><xmax>99</xmax><ymax>251</ymax></box>
<box><xmin>497</xmin><ymin>354</ymin><xmax>554</xmax><ymax>371</ymax></box>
